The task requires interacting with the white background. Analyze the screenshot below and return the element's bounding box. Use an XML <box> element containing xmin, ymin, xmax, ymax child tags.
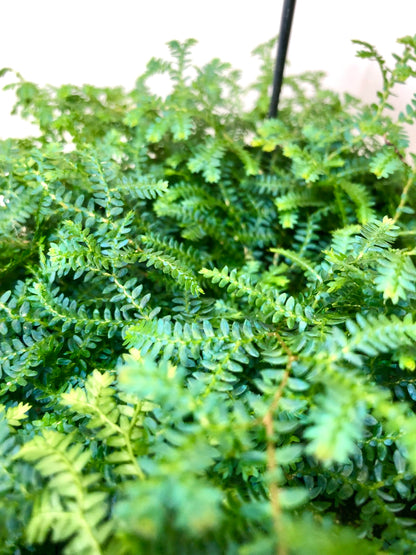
<box><xmin>1</xmin><ymin>0</ymin><xmax>415</xmax><ymax>149</ymax></box>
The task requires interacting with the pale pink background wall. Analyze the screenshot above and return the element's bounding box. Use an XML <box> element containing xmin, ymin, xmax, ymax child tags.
<box><xmin>1</xmin><ymin>0</ymin><xmax>415</xmax><ymax>149</ymax></box>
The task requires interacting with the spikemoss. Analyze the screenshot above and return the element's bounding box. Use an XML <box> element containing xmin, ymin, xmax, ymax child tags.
<box><xmin>1</xmin><ymin>35</ymin><xmax>416</xmax><ymax>554</ymax></box>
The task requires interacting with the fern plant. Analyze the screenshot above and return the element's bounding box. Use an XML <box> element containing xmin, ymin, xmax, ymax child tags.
<box><xmin>1</xmin><ymin>34</ymin><xmax>416</xmax><ymax>554</ymax></box>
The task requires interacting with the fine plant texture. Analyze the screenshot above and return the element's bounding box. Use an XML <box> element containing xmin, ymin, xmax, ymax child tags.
<box><xmin>1</xmin><ymin>35</ymin><xmax>416</xmax><ymax>554</ymax></box>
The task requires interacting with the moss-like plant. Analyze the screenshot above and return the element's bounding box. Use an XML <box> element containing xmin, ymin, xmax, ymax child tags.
<box><xmin>1</xmin><ymin>34</ymin><xmax>416</xmax><ymax>554</ymax></box>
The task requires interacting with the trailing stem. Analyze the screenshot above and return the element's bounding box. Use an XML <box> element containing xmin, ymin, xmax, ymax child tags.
<box><xmin>263</xmin><ymin>330</ymin><xmax>296</xmax><ymax>555</ymax></box>
<box><xmin>392</xmin><ymin>172</ymin><xmax>416</xmax><ymax>224</ymax></box>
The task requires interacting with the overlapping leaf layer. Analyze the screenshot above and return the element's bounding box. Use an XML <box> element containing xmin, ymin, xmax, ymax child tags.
<box><xmin>1</xmin><ymin>36</ymin><xmax>416</xmax><ymax>554</ymax></box>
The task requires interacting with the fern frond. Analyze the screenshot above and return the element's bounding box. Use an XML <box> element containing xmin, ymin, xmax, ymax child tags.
<box><xmin>154</xmin><ymin>182</ymin><xmax>220</xmax><ymax>219</ymax></box>
<box><xmin>354</xmin><ymin>216</ymin><xmax>399</xmax><ymax>259</ymax></box>
<box><xmin>275</xmin><ymin>190</ymin><xmax>324</xmax><ymax>212</ymax></box>
<box><xmin>17</xmin><ymin>430</ymin><xmax>112</xmax><ymax>555</ymax></box>
<box><xmin>336</xmin><ymin>313</ymin><xmax>416</xmax><ymax>361</ymax></box>
<box><xmin>242</xmin><ymin>173</ymin><xmax>291</xmax><ymax>196</ymax></box>
<box><xmin>369</xmin><ymin>148</ymin><xmax>403</xmax><ymax>179</ymax></box>
<box><xmin>61</xmin><ymin>370</ymin><xmax>145</xmax><ymax>479</ymax></box>
<box><xmin>125</xmin><ymin>317</ymin><xmax>265</xmax><ymax>395</ymax></box>
<box><xmin>329</xmin><ymin>225</ymin><xmax>362</xmax><ymax>255</ymax></box>
<box><xmin>0</xmin><ymin>411</ymin><xmax>29</xmax><ymax>552</ymax></box>
<box><xmin>0</xmin><ymin>325</ymin><xmax>51</xmax><ymax>394</ymax></box>
<box><xmin>200</xmin><ymin>266</ymin><xmax>313</xmax><ymax>331</ymax></box>
<box><xmin>293</xmin><ymin>209</ymin><xmax>327</xmax><ymax>255</ymax></box>
<box><xmin>305</xmin><ymin>382</ymin><xmax>366</xmax><ymax>463</ymax></box>
<box><xmin>271</xmin><ymin>248</ymin><xmax>323</xmax><ymax>283</ymax></box>
<box><xmin>374</xmin><ymin>251</ymin><xmax>416</xmax><ymax>303</ymax></box>
<box><xmin>337</xmin><ymin>180</ymin><xmax>375</xmax><ymax>224</ymax></box>
<box><xmin>187</xmin><ymin>139</ymin><xmax>226</xmax><ymax>183</ymax></box>
<box><xmin>137</xmin><ymin>247</ymin><xmax>203</xmax><ymax>296</ymax></box>
<box><xmin>118</xmin><ymin>174</ymin><xmax>169</xmax><ymax>200</ymax></box>
<box><xmin>139</xmin><ymin>231</ymin><xmax>210</xmax><ymax>268</ymax></box>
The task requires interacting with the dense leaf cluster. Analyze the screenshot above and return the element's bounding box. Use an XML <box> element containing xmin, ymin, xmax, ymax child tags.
<box><xmin>1</xmin><ymin>35</ymin><xmax>416</xmax><ymax>554</ymax></box>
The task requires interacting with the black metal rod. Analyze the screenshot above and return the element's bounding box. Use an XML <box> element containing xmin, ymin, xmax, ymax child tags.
<box><xmin>268</xmin><ymin>0</ymin><xmax>297</xmax><ymax>118</ymax></box>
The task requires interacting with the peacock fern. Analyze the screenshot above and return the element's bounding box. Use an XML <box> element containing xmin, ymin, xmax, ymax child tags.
<box><xmin>1</xmin><ymin>34</ymin><xmax>416</xmax><ymax>554</ymax></box>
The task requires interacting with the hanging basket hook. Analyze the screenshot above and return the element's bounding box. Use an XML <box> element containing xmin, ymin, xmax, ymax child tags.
<box><xmin>268</xmin><ymin>0</ymin><xmax>297</xmax><ymax>118</ymax></box>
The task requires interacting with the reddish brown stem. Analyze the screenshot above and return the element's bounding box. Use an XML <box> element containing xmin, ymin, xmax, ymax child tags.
<box><xmin>262</xmin><ymin>329</ymin><xmax>296</xmax><ymax>555</ymax></box>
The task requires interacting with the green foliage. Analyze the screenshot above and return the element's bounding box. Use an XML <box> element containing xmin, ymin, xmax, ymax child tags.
<box><xmin>1</xmin><ymin>35</ymin><xmax>416</xmax><ymax>554</ymax></box>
